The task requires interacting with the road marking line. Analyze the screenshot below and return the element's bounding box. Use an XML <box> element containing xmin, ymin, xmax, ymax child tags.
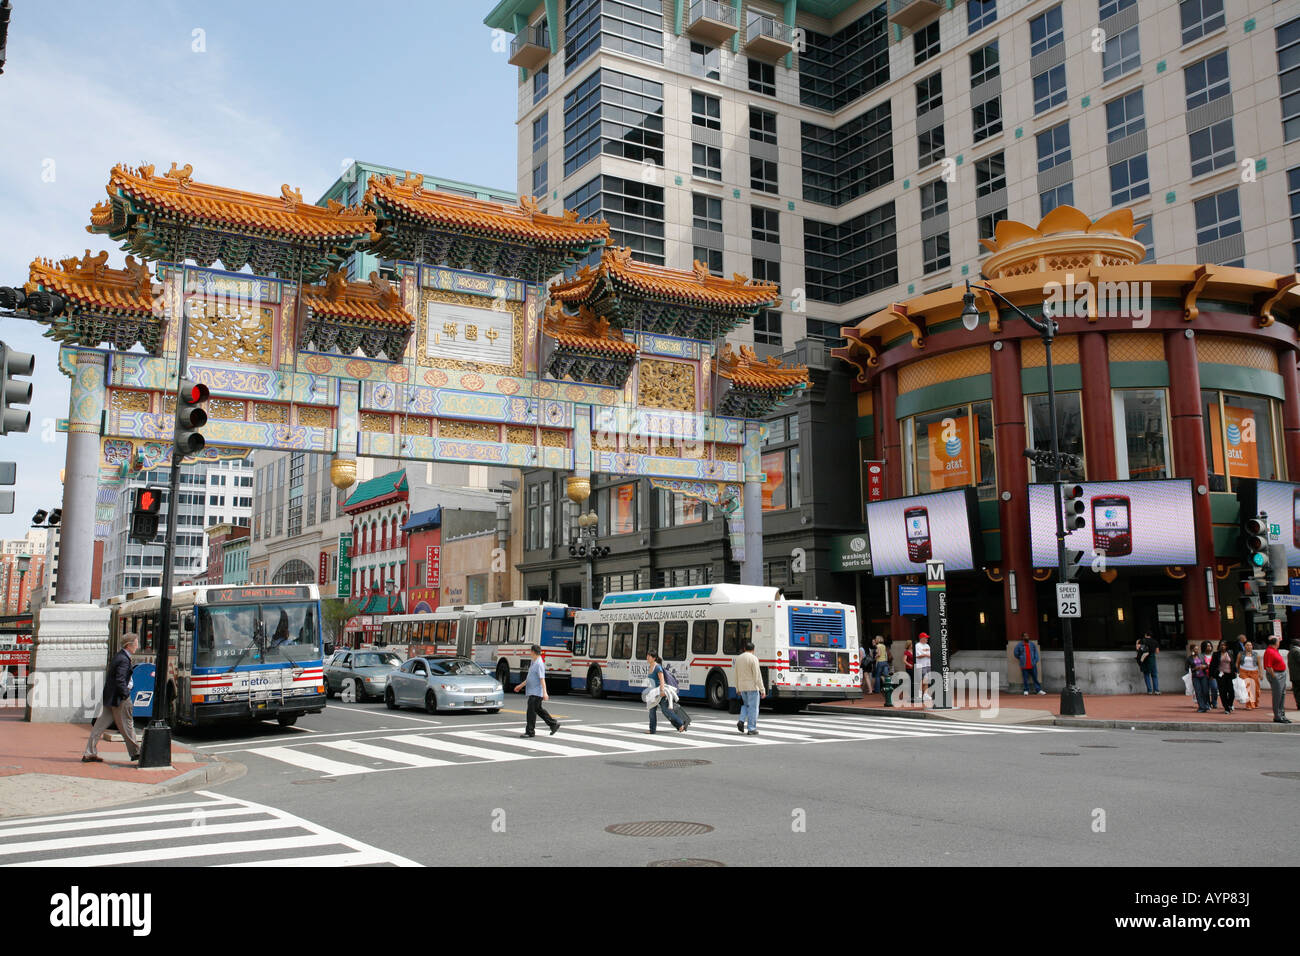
<box><xmin>0</xmin><ymin>797</ymin><xmax>232</xmax><ymax>828</ymax></box>
<box><xmin>452</xmin><ymin>730</ymin><xmax>608</xmax><ymax>757</ymax></box>
<box><xmin>614</xmin><ymin>723</ymin><xmax>778</xmax><ymax>745</ymax></box>
<box><xmin>528</xmin><ymin>729</ymin><xmax>664</xmax><ymax>753</ymax></box>
<box><xmin>383</xmin><ymin>734</ymin><xmax>528</xmax><ymax>763</ymax></box>
<box><xmin>8</xmin><ymin>834</ymin><xmax>340</xmax><ymax>868</ymax></box>
<box><xmin>253</xmin><ymin>745</ymin><xmax>374</xmax><ymax>776</ymax></box>
<box><xmin>318</xmin><ymin>739</ymin><xmax>454</xmax><ymax>768</ymax></box>
<box><xmin>0</xmin><ymin>817</ymin><xmax>299</xmax><ymax>858</ymax></box>
<box><xmin>322</xmin><ymin>707</ymin><xmax>442</xmax><ymax>725</ymax></box>
<box><xmin>578</xmin><ymin>724</ymin><xmax>722</xmax><ymax>749</ymax></box>
<box><xmin>0</xmin><ymin>805</ymin><xmax>262</xmax><ymax>838</ymax></box>
<box><xmin>218</xmin><ymin>849</ymin><xmax>397</xmax><ymax>867</ymax></box>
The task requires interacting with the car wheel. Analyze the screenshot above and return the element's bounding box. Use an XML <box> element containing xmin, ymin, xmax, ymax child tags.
<box><xmin>425</xmin><ymin>689</ymin><xmax>439</xmax><ymax>715</ymax></box>
<box><xmin>706</xmin><ymin>673</ymin><xmax>728</xmax><ymax>710</ymax></box>
<box><xmin>385</xmin><ymin>687</ymin><xmax>398</xmax><ymax>711</ymax></box>
<box><xmin>325</xmin><ymin>681</ymin><xmax>336</xmax><ymax>700</ymax></box>
<box><xmin>496</xmin><ymin>662</ymin><xmax>511</xmax><ymax>693</ymax></box>
<box><xmin>587</xmin><ymin>666</ymin><xmax>605</xmax><ymax>699</ymax></box>
<box><xmin>277</xmin><ymin>714</ymin><xmax>298</xmax><ymax>727</ymax></box>
<box><xmin>486</xmin><ymin>708</ymin><xmax>501</xmax><ymax>714</ymax></box>
<box><xmin>348</xmin><ymin>678</ymin><xmax>365</xmax><ymax>703</ymax></box>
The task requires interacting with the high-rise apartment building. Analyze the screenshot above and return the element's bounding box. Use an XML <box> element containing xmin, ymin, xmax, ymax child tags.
<box><xmin>489</xmin><ymin>0</ymin><xmax>1300</xmax><ymax>351</ymax></box>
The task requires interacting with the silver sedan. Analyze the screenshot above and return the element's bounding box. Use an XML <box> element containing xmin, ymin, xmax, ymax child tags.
<box><xmin>385</xmin><ymin>657</ymin><xmax>503</xmax><ymax>714</ymax></box>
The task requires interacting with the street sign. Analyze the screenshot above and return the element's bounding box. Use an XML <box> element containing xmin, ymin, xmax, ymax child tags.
<box><xmin>1056</xmin><ymin>583</ymin><xmax>1081</xmax><ymax>618</ymax></box>
<box><xmin>337</xmin><ymin>533</ymin><xmax>353</xmax><ymax>599</ymax></box>
<box><xmin>1270</xmin><ymin>593</ymin><xmax>1300</xmax><ymax>607</ymax></box>
<box><xmin>898</xmin><ymin>584</ymin><xmax>926</xmax><ymax>616</ymax></box>
<box><xmin>864</xmin><ymin>461</ymin><xmax>885</xmax><ymax>503</ymax></box>
<box><xmin>925</xmin><ymin>559</ymin><xmax>952</xmax><ymax>710</ymax></box>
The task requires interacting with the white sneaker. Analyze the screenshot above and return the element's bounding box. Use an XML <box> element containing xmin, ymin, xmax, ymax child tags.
<box><xmin>1023</xmin><ymin>691</ymin><xmax>1029</xmax><ymax>695</ymax></box>
<box><xmin>1036</xmin><ymin>690</ymin><xmax>1046</xmax><ymax>695</ymax></box>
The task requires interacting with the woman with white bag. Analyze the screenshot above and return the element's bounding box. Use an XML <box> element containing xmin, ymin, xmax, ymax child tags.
<box><xmin>642</xmin><ymin>650</ymin><xmax>686</xmax><ymax>734</ymax></box>
<box><xmin>1237</xmin><ymin>640</ymin><xmax>1261</xmax><ymax>710</ymax></box>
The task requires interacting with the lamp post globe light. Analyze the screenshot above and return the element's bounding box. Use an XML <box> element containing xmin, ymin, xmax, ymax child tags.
<box><xmin>962</xmin><ymin>280</ymin><xmax>1086</xmax><ymax>717</ymax></box>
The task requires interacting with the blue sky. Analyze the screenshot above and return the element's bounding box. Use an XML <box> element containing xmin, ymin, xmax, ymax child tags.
<box><xmin>0</xmin><ymin>0</ymin><xmax>519</xmax><ymax>539</ymax></box>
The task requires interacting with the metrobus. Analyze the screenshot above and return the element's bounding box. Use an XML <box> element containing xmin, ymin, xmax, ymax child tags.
<box><xmin>568</xmin><ymin>584</ymin><xmax>861</xmax><ymax>711</ymax></box>
<box><xmin>468</xmin><ymin>601</ymin><xmax>577</xmax><ymax>693</ymax></box>
<box><xmin>377</xmin><ymin>606</ymin><xmax>480</xmax><ymax>658</ymax></box>
<box><xmin>108</xmin><ymin>584</ymin><xmax>327</xmax><ymax>729</ymax></box>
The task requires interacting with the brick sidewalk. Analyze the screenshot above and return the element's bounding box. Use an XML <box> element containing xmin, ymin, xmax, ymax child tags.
<box><xmin>0</xmin><ymin>709</ymin><xmax>241</xmax><ymax>818</ymax></box>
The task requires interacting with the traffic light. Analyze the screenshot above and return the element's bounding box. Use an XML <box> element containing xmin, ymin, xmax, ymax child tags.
<box><xmin>21</xmin><ymin>290</ymin><xmax>64</xmax><ymax>317</ymax></box>
<box><xmin>0</xmin><ymin>460</ymin><xmax>13</xmax><ymax>515</ymax></box>
<box><xmin>1063</xmin><ymin>548</ymin><xmax>1085</xmax><ymax>581</ymax></box>
<box><xmin>0</xmin><ymin>342</ymin><xmax>34</xmax><ymax>435</ymax></box>
<box><xmin>1244</xmin><ymin>515</ymin><xmax>1269</xmax><ymax>578</ymax></box>
<box><xmin>1061</xmin><ymin>483</ymin><xmax>1086</xmax><ymax>531</ymax></box>
<box><xmin>173</xmin><ymin>378</ymin><xmax>209</xmax><ymax>457</ymax></box>
<box><xmin>130</xmin><ymin>486</ymin><xmax>163</xmax><ymax>544</ymax></box>
<box><xmin>1241</xmin><ymin>579</ymin><xmax>1263</xmax><ymax>613</ymax></box>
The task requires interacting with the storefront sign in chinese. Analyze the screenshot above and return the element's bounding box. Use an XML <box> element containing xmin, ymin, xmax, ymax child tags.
<box><xmin>425</xmin><ymin>300</ymin><xmax>514</xmax><ymax>369</ymax></box>
<box><xmin>426</xmin><ymin>546</ymin><xmax>441</xmax><ymax>588</ymax></box>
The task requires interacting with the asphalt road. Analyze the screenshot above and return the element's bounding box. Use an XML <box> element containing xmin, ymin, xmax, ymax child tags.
<box><xmin>6</xmin><ymin>691</ymin><xmax>1300</xmax><ymax>866</ymax></box>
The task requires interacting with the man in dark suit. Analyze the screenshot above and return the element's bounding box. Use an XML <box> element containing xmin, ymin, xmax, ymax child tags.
<box><xmin>83</xmin><ymin>634</ymin><xmax>141</xmax><ymax>763</ymax></box>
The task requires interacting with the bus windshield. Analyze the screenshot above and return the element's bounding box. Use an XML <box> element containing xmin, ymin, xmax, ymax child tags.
<box><xmin>195</xmin><ymin>602</ymin><xmax>321</xmax><ymax>669</ymax></box>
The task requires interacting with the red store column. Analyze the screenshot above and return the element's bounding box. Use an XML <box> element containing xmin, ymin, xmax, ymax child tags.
<box><xmin>1279</xmin><ymin>352</ymin><xmax>1300</xmax><ymax>478</ymax></box>
<box><xmin>877</xmin><ymin>367</ymin><xmax>912</xmax><ymax>650</ymax></box>
<box><xmin>1078</xmin><ymin>331</ymin><xmax>1117</xmax><ymax>480</ymax></box>
<box><xmin>1165</xmin><ymin>329</ymin><xmax>1218</xmax><ymax>644</ymax></box>
<box><xmin>991</xmin><ymin>339</ymin><xmax>1040</xmax><ymax>646</ymax></box>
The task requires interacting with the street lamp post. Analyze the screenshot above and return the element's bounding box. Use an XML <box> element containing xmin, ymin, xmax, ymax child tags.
<box><xmin>14</xmin><ymin>553</ymin><xmax>30</xmax><ymax>613</ymax></box>
<box><xmin>962</xmin><ymin>280</ymin><xmax>1086</xmax><ymax>716</ymax></box>
<box><xmin>568</xmin><ymin>504</ymin><xmax>609</xmax><ymax>609</ymax></box>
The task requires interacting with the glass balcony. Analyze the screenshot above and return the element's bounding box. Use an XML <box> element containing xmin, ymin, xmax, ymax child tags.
<box><xmin>744</xmin><ymin>13</ymin><xmax>793</xmax><ymax>62</ymax></box>
<box><xmin>687</xmin><ymin>0</ymin><xmax>739</xmax><ymax>46</ymax></box>
<box><xmin>508</xmin><ymin>23</ymin><xmax>551</xmax><ymax>70</ymax></box>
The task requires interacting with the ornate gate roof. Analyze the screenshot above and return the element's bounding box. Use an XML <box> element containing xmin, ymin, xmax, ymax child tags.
<box><xmin>25</xmin><ymin>251</ymin><xmax>165</xmax><ymax>353</ymax></box>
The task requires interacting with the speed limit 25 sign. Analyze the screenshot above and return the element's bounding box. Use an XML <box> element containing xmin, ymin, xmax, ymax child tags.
<box><xmin>1056</xmin><ymin>583</ymin><xmax>1081</xmax><ymax>618</ymax></box>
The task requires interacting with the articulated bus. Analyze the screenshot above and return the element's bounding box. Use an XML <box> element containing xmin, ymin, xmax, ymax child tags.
<box><xmin>469</xmin><ymin>601</ymin><xmax>577</xmax><ymax>693</ymax></box>
<box><xmin>377</xmin><ymin>606</ymin><xmax>480</xmax><ymax>658</ymax></box>
<box><xmin>108</xmin><ymin>584</ymin><xmax>327</xmax><ymax>729</ymax></box>
<box><xmin>569</xmin><ymin>584</ymin><xmax>861</xmax><ymax>711</ymax></box>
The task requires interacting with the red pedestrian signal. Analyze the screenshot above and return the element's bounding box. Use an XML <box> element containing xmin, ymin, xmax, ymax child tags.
<box><xmin>174</xmin><ymin>377</ymin><xmax>209</xmax><ymax>457</ymax></box>
<box><xmin>130</xmin><ymin>485</ymin><xmax>163</xmax><ymax>543</ymax></box>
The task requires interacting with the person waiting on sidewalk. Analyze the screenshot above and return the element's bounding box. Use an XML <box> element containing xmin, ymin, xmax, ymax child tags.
<box><xmin>83</xmin><ymin>634</ymin><xmax>141</xmax><ymax>764</ymax></box>
<box><xmin>860</xmin><ymin>638</ymin><xmax>876</xmax><ymax>695</ymax></box>
<box><xmin>735</xmin><ymin>640</ymin><xmax>765</xmax><ymax>735</ymax></box>
<box><xmin>873</xmin><ymin>636</ymin><xmax>891</xmax><ymax>696</ymax></box>
<box><xmin>1263</xmin><ymin>636</ymin><xmax>1290</xmax><ymax>725</ymax></box>
<box><xmin>1014</xmin><ymin>632</ymin><xmax>1044</xmax><ymax>695</ymax></box>
<box><xmin>903</xmin><ymin>639</ymin><xmax>915</xmax><ymax>703</ymax></box>
<box><xmin>1289</xmin><ymin>640</ymin><xmax>1300</xmax><ymax>714</ymax></box>
<box><xmin>1136</xmin><ymin>632</ymin><xmax>1160</xmax><ymax>695</ymax></box>
<box><xmin>915</xmin><ymin>632</ymin><xmax>933</xmax><ymax>703</ymax></box>
<box><xmin>1213</xmin><ymin>638</ymin><xmax>1236</xmax><ymax>715</ymax></box>
<box><xmin>1190</xmin><ymin>642</ymin><xmax>1215</xmax><ymax>714</ymax></box>
<box><xmin>1237</xmin><ymin>640</ymin><xmax>1261</xmax><ymax>710</ymax></box>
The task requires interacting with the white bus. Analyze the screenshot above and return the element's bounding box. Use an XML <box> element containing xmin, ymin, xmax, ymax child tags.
<box><xmin>108</xmin><ymin>584</ymin><xmax>327</xmax><ymax>729</ymax></box>
<box><xmin>568</xmin><ymin>584</ymin><xmax>861</xmax><ymax>711</ymax></box>
<box><xmin>468</xmin><ymin>601</ymin><xmax>577</xmax><ymax>693</ymax></box>
<box><xmin>377</xmin><ymin>606</ymin><xmax>480</xmax><ymax>659</ymax></box>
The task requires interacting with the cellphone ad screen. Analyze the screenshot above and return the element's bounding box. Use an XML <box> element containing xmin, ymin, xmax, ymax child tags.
<box><xmin>1026</xmin><ymin>480</ymin><xmax>1195</xmax><ymax>567</ymax></box>
<box><xmin>907</xmin><ymin>515</ymin><xmax>929</xmax><ymax>540</ymax></box>
<box><xmin>1093</xmin><ymin>504</ymin><xmax>1129</xmax><ymax>530</ymax></box>
<box><xmin>1252</xmin><ymin>480</ymin><xmax>1300</xmax><ymax>565</ymax></box>
<box><xmin>865</xmin><ymin>489</ymin><xmax>977</xmax><ymax>576</ymax></box>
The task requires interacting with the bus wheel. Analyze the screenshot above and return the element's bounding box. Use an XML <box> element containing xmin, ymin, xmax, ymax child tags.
<box><xmin>706</xmin><ymin>673</ymin><xmax>728</xmax><ymax>710</ymax></box>
<box><xmin>424</xmin><ymin>690</ymin><xmax>440</xmax><ymax>715</ymax></box>
<box><xmin>587</xmin><ymin>667</ymin><xmax>605</xmax><ymax>699</ymax></box>
<box><xmin>385</xmin><ymin>687</ymin><xmax>398</xmax><ymax>711</ymax></box>
<box><xmin>277</xmin><ymin>714</ymin><xmax>298</xmax><ymax>727</ymax></box>
<box><xmin>496</xmin><ymin>662</ymin><xmax>511</xmax><ymax>693</ymax></box>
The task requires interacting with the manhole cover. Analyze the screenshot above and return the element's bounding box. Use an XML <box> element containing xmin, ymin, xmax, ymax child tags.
<box><xmin>1040</xmin><ymin>752</ymin><xmax>1079</xmax><ymax>757</ymax></box>
<box><xmin>1079</xmin><ymin>745</ymin><xmax>1117</xmax><ymax>749</ymax></box>
<box><xmin>1261</xmin><ymin>771</ymin><xmax>1300</xmax><ymax>780</ymax></box>
<box><xmin>605</xmin><ymin>821</ymin><xmax>714</xmax><ymax>838</ymax></box>
<box><xmin>648</xmin><ymin>858</ymin><xmax>725</xmax><ymax>867</ymax></box>
<box><xmin>643</xmin><ymin>758</ymin><xmax>711</xmax><ymax>769</ymax></box>
<box><xmin>291</xmin><ymin>778</ymin><xmax>337</xmax><ymax>785</ymax></box>
<box><xmin>1161</xmin><ymin>738</ymin><xmax>1222</xmax><ymax>743</ymax></box>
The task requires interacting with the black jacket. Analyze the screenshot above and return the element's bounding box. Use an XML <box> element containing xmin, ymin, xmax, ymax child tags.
<box><xmin>103</xmin><ymin>648</ymin><xmax>133</xmax><ymax>707</ymax></box>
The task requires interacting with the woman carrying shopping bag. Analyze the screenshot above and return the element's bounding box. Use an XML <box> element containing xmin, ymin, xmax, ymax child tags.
<box><xmin>1237</xmin><ymin>640</ymin><xmax>1261</xmax><ymax>710</ymax></box>
<box><xmin>643</xmin><ymin>650</ymin><xmax>686</xmax><ymax>734</ymax></box>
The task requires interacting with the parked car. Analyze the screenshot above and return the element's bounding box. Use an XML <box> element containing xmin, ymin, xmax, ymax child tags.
<box><xmin>385</xmin><ymin>656</ymin><xmax>503</xmax><ymax>714</ymax></box>
<box><xmin>325</xmin><ymin>650</ymin><xmax>403</xmax><ymax>702</ymax></box>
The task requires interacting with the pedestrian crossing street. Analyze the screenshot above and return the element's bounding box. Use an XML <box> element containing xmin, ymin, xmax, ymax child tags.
<box><xmin>231</xmin><ymin>713</ymin><xmax>1072</xmax><ymax>779</ymax></box>
<box><xmin>0</xmin><ymin>791</ymin><xmax>419</xmax><ymax>868</ymax></box>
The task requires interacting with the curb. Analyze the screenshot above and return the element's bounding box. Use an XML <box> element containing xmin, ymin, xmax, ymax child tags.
<box><xmin>805</xmin><ymin>704</ymin><xmax>1057</xmax><ymax>726</ymax></box>
<box><xmin>807</xmin><ymin>702</ymin><xmax>1300</xmax><ymax>733</ymax></box>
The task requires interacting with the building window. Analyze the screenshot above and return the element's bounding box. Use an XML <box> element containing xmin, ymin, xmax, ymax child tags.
<box><xmin>1039</xmin><ymin>183</ymin><xmax>1074</xmax><ymax>218</ymax></box>
<box><xmin>1134</xmin><ymin>215</ymin><xmax>1156</xmax><ymax>263</ymax></box>
<box><xmin>748</xmin><ymin>58</ymin><xmax>775</xmax><ymax>96</ymax></box>
<box><xmin>1193</xmin><ymin>188</ymin><xmax>1242</xmax><ymax>264</ymax></box>
<box><xmin>805</xmin><ymin>318</ymin><xmax>842</xmax><ymax>342</ymax></box>
<box><xmin>563</xmin><ymin>68</ymin><xmax>664</xmax><ymax>177</ymax></box>
<box><xmin>287</xmin><ymin>501</ymin><xmax>302</xmax><ymax>538</ymax></box>
<box><xmin>1113</xmin><ymin>390</ymin><xmax>1170</xmax><ymax>480</ymax></box>
<box><xmin>920</xmin><ymin>180</ymin><xmax>947</xmax><ymax>220</ymax></box>
<box><xmin>972</xmin><ymin>99</ymin><xmax>1002</xmax><ymax>142</ymax></box>
<box><xmin>970</xmin><ymin>41</ymin><xmax>999</xmax><ymax>87</ymax></box>
<box><xmin>692</xmin><ymin>193</ymin><xmax>722</xmax><ymax>233</ymax></box>
<box><xmin>799</xmin><ymin>6</ymin><xmax>890</xmax><ymax>112</ymax></box>
<box><xmin>803</xmin><ymin>202</ymin><xmax>898</xmax><ymax>304</ymax></box>
<box><xmin>922</xmin><ymin>235</ymin><xmax>950</xmax><ymax>274</ymax></box>
<box><xmin>752</xmin><ymin>206</ymin><xmax>780</xmax><ymax>244</ymax></box>
<box><xmin>968</xmin><ymin>0</ymin><xmax>997</xmax><ymax>34</ymax></box>
<box><xmin>1025</xmin><ymin>392</ymin><xmax>1085</xmax><ymax>481</ymax></box>
<box><xmin>690</xmin><ymin>41</ymin><xmax>720</xmax><ymax>81</ymax></box>
<box><xmin>916</xmin><ymin>72</ymin><xmax>942</xmax><ymax>116</ymax></box>
<box><xmin>693</xmin><ymin>247</ymin><xmax>723</xmax><ymax>275</ymax></box>
<box><xmin>752</xmin><ymin>257</ymin><xmax>780</xmax><ymax>285</ymax></box>
<box><xmin>1033</xmin><ymin>63</ymin><xmax>1067</xmax><ymax>114</ymax></box>
<box><xmin>1188</xmin><ymin>120</ymin><xmax>1234</xmax><ymax>178</ymax></box>
<box><xmin>1030</xmin><ymin>5</ymin><xmax>1064</xmax><ymax>57</ymax></box>
<box><xmin>902</xmin><ymin>402</ymin><xmax>996</xmax><ymax>500</ymax></box>
<box><xmin>564</xmin><ymin>0</ymin><xmax>663</xmax><ymax>75</ymax></box>
<box><xmin>532</xmin><ymin>161</ymin><xmax>548</xmax><ymax>199</ymax></box>
<box><xmin>800</xmin><ymin>102</ymin><xmax>894</xmax><ymax>206</ymax></box>
<box><xmin>749</xmin><ymin>107</ymin><xmax>777</xmax><ymax>145</ymax></box>
<box><xmin>691</xmin><ymin>90</ymin><xmax>721</xmax><ymax>131</ymax></box>
<box><xmin>1202</xmin><ymin>390</ymin><xmax>1283</xmax><ymax>492</ymax></box>
<box><xmin>655</xmin><ymin>489</ymin><xmax>711</xmax><ymax>528</ymax></box>
<box><xmin>975</xmin><ymin>152</ymin><xmax>1006</xmax><ymax>197</ymax></box>
<box><xmin>599</xmin><ymin>481</ymin><xmax>638</xmax><ymax>535</ymax></box>
<box><xmin>566</xmin><ymin>174</ymin><xmax>665</xmax><ymax>264</ymax></box>
<box><xmin>694</xmin><ymin>143</ymin><xmax>722</xmax><ymax>181</ymax></box>
<box><xmin>760</xmin><ymin>446</ymin><xmax>800</xmax><ymax>511</ymax></box>
<box><xmin>533</xmin><ymin>112</ymin><xmax>549</xmax><ymax>152</ymax></box>
<box><xmin>1280</xmin><ymin>17</ymin><xmax>1300</xmax><ymax>143</ymax></box>
<box><xmin>978</xmin><ymin>209</ymin><xmax>1008</xmax><ymax>242</ymax></box>
<box><xmin>1102</xmin><ymin>25</ymin><xmax>1140</xmax><ymax>81</ymax></box>
<box><xmin>1110</xmin><ymin>155</ymin><xmax>1149</xmax><ymax>204</ymax></box>
<box><xmin>753</xmin><ymin>309</ymin><xmax>781</xmax><ymax>346</ymax></box>
<box><xmin>1099</xmin><ymin>0</ymin><xmax>1135</xmax><ymax>17</ymax></box>
<box><xmin>917</xmin><ymin>126</ymin><xmax>945</xmax><ymax>168</ymax></box>
<box><xmin>1036</xmin><ymin>122</ymin><xmax>1071</xmax><ymax>171</ymax></box>
<box><xmin>1184</xmin><ymin>51</ymin><xmax>1230</xmax><ymax>111</ymax></box>
<box><xmin>750</xmin><ymin>157</ymin><xmax>778</xmax><ymax>193</ymax></box>
<box><xmin>533</xmin><ymin>64</ymin><xmax>549</xmax><ymax>104</ymax></box>
<box><xmin>1106</xmin><ymin>89</ymin><xmax>1145</xmax><ymax>141</ymax></box>
<box><xmin>1179</xmin><ymin>0</ymin><xmax>1225</xmax><ymax>46</ymax></box>
<box><xmin>913</xmin><ymin>20</ymin><xmax>939</xmax><ymax>65</ymax></box>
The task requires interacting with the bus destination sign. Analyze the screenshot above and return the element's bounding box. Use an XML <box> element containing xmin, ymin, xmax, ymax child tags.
<box><xmin>208</xmin><ymin>586</ymin><xmax>312</xmax><ymax>604</ymax></box>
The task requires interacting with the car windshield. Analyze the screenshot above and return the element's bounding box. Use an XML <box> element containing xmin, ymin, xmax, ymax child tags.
<box><xmin>427</xmin><ymin>658</ymin><xmax>486</xmax><ymax>676</ymax></box>
<box><xmin>195</xmin><ymin>602</ymin><xmax>321</xmax><ymax>669</ymax></box>
<box><xmin>353</xmin><ymin>653</ymin><xmax>402</xmax><ymax>669</ymax></box>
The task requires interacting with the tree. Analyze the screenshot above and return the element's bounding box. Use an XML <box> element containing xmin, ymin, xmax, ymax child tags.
<box><xmin>321</xmin><ymin>597</ymin><xmax>359</xmax><ymax>648</ymax></box>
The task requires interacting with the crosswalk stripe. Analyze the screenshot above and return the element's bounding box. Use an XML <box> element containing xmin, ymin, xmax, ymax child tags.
<box><xmin>688</xmin><ymin>720</ymin><xmax>820</xmax><ymax>741</ymax></box>
<box><xmin>0</xmin><ymin>817</ymin><xmax>297</xmax><ymax>858</ymax></box>
<box><xmin>781</xmin><ymin>717</ymin><xmax>979</xmax><ymax>738</ymax></box>
<box><xmin>451</xmin><ymin>730</ymin><xmax>611</xmax><ymax>757</ymax></box>
<box><xmin>621</xmin><ymin>723</ymin><xmax>778</xmax><ymax>745</ymax></box>
<box><xmin>815</xmin><ymin>714</ymin><xmax>1056</xmax><ymax>734</ymax></box>
<box><xmin>219</xmin><ymin>849</ymin><xmax>401</xmax><ymax>867</ymax></box>
<box><xmin>9</xmin><ymin>833</ymin><xmax>340</xmax><ymax>868</ymax></box>
<box><xmin>578</xmin><ymin>725</ymin><xmax>722</xmax><ymax>749</ymax></box>
<box><xmin>0</xmin><ymin>806</ymin><xmax>262</xmax><ymax>839</ymax></box>
<box><xmin>526</xmin><ymin>729</ymin><xmax>665</xmax><ymax>753</ymax></box>
<box><xmin>318</xmin><ymin>739</ymin><xmax>454</xmax><ymax>768</ymax></box>
<box><xmin>383</xmin><ymin>734</ymin><xmax>529</xmax><ymax>763</ymax></box>
<box><xmin>0</xmin><ymin>798</ymin><xmax>225</xmax><ymax>829</ymax></box>
<box><xmin>254</xmin><ymin>745</ymin><xmax>376</xmax><ymax>776</ymax></box>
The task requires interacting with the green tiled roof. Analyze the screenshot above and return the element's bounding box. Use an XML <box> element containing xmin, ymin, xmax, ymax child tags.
<box><xmin>343</xmin><ymin>469</ymin><xmax>408</xmax><ymax>510</ymax></box>
<box><xmin>360</xmin><ymin>594</ymin><xmax>405</xmax><ymax>615</ymax></box>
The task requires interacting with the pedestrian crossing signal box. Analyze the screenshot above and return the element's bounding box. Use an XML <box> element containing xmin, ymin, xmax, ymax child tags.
<box><xmin>129</xmin><ymin>486</ymin><xmax>162</xmax><ymax>545</ymax></box>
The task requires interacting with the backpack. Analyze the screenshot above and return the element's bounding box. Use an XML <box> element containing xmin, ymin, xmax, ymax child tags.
<box><xmin>660</xmin><ymin>665</ymin><xmax>680</xmax><ymax>689</ymax></box>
